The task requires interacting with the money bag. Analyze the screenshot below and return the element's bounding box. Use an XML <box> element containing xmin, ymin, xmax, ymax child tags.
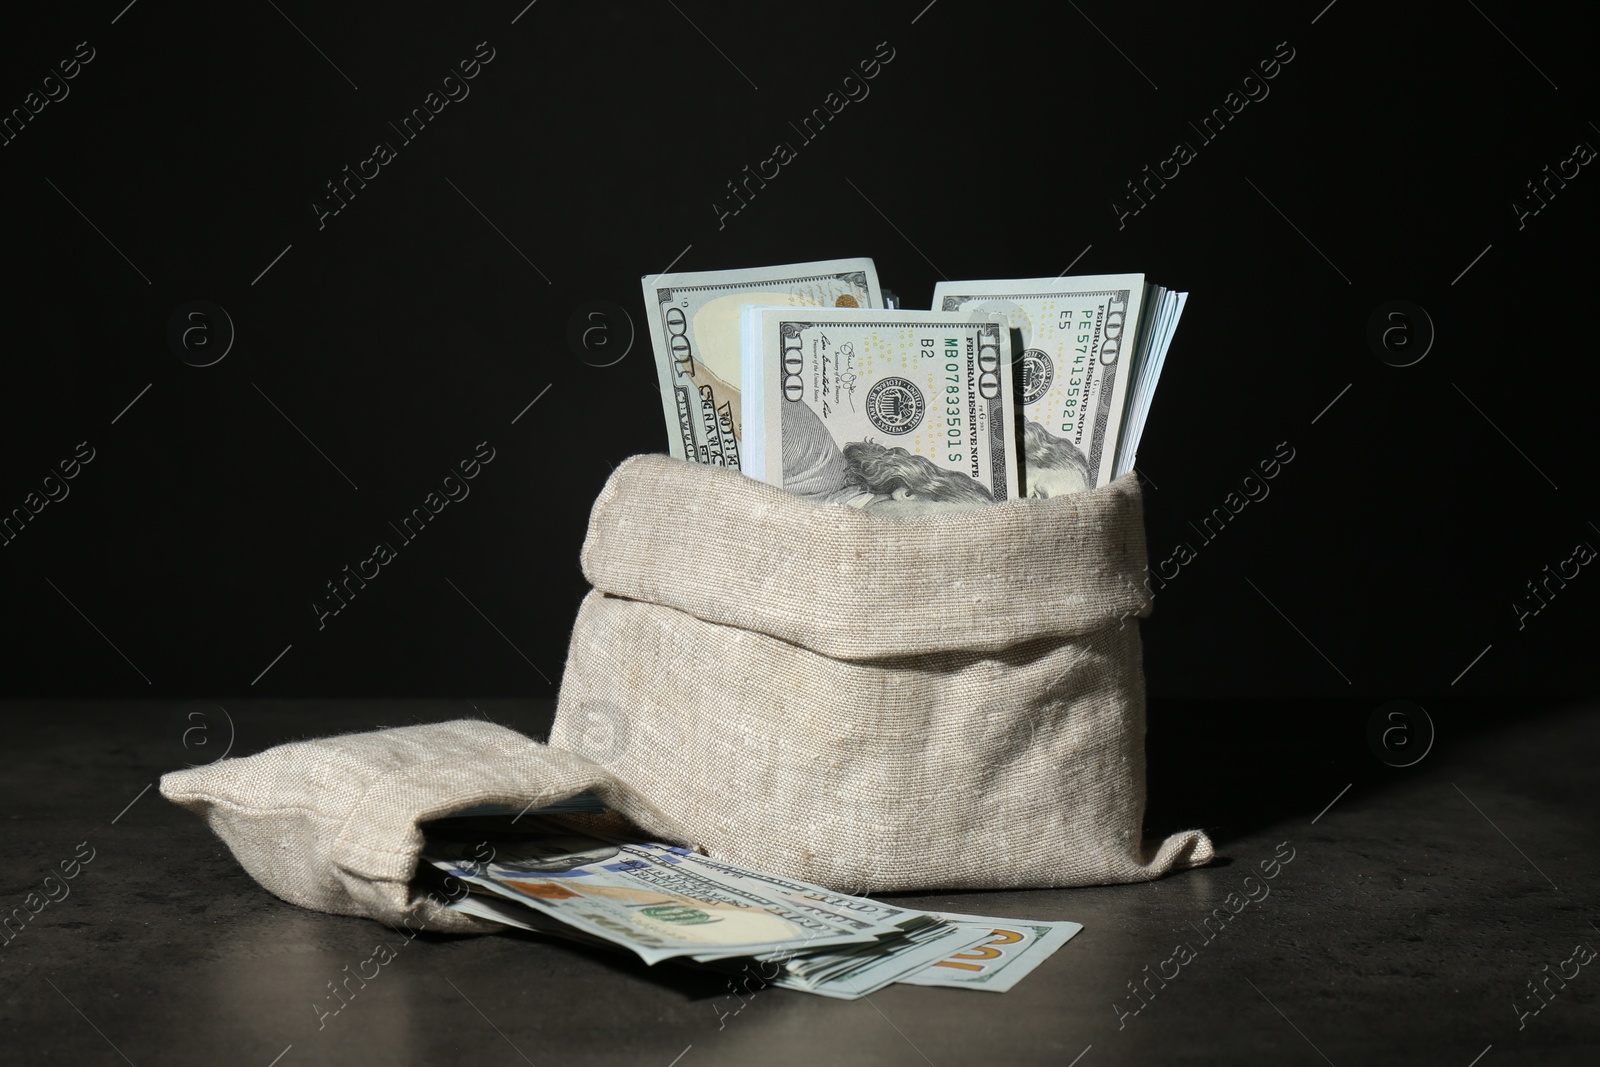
<box><xmin>552</xmin><ymin>454</ymin><xmax>1213</xmax><ymax>893</ymax></box>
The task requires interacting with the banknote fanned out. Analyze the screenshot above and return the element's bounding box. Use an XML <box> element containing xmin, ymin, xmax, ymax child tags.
<box><xmin>426</xmin><ymin>822</ymin><xmax>896</xmax><ymax>966</ymax></box>
<box><xmin>641</xmin><ymin>259</ymin><xmax>883</xmax><ymax>469</ymax></box>
<box><xmin>896</xmin><ymin>912</ymin><xmax>1083</xmax><ymax>992</ymax></box>
<box><xmin>422</xmin><ymin>814</ymin><xmax>1081</xmax><ymax>999</ymax></box>
<box><xmin>614</xmin><ymin>842</ymin><xmax>993</xmax><ymax>998</ymax></box>
<box><xmin>739</xmin><ymin>307</ymin><xmax>1020</xmax><ymax>514</ymax></box>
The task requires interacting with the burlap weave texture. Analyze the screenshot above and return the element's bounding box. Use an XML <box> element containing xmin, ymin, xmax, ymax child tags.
<box><xmin>553</xmin><ymin>454</ymin><xmax>1213</xmax><ymax>892</ymax></box>
<box><xmin>160</xmin><ymin>719</ymin><xmax>693</xmax><ymax>930</ymax></box>
<box><xmin>161</xmin><ymin>454</ymin><xmax>1212</xmax><ymax>925</ymax></box>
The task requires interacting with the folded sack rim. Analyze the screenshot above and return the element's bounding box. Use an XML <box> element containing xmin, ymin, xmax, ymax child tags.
<box><xmin>580</xmin><ymin>454</ymin><xmax>1153</xmax><ymax>658</ymax></box>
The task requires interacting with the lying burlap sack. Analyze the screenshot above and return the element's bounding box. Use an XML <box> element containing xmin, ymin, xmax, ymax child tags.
<box><xmin>159</xmin><ymin>719</ymin><xmax>694</xmax><ymax>931</ymax></box>
<box><xmin>552</xmin><ymin>454</ymin><xmax>1212</xmax><ymax>893</ymax></box>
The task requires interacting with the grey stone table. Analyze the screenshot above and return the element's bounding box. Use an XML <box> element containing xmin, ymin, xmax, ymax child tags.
<box><xmin>1</xmin><ymin>698</ymin><xmax>1595</xmax><ymax>1066</ymax></box>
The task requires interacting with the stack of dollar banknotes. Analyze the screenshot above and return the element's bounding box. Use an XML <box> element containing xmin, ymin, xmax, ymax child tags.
<box><xmin>643</xmin><ymin>258</ymin><xmax>1187</xmax><ymax>511</ymax></box>
<box><xmin>423</xmin><ymin>802</ymin><xmax>1081</xmax><ymax>997</ymax></box>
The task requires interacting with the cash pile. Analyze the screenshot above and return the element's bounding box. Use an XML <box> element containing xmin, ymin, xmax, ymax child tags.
<box><xmin>423</xmin><ymin>809</ymin><xmax>1080</xmax><ymax>998</ymax></box>
<box><xmin>644</xmin><ymin>258</ymin><xmax>1186</xmax><ymax>514</ymax></box>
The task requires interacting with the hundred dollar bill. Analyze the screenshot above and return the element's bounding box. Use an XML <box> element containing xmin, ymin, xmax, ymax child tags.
<box><xmin>441</xmin><ymin>888</ymin><xmax>619</xmax><ymax>951</ymax></box>
<box><xmin>642</xmin><ymin>259</ymin><xmax>883</xmax><ymax>468</ymax></box>
<box><xmin>424</xmin><ymin>829</ymin><xmax>896</xmax><ymax>966</ymax></box>
<box><xmin>933</xmin><ymin>275</ymin><xmax>1148</xmax><ymax>493</ymax></box>
<box><xmin>616</xmin><ymin>844</ymin><xmax>947</xmax><ymax>968</ymax></box>
<box><xmin>895</xmin><ymin>911</ymin><xmax>1082</xmax><ymax>992</ymax></box>
<box><xmin>424</xmin><ymin>827</ymin><xmax>1075</xmax><ymax>996</ymax></box>
<box><xmin>616</xmin><ymin>842</ymin><xmax>929</xmax><ymax>936</ymax></box>
<box><xmin>776</xmin><ymin>920</ymin><xmax>992</xmax><ymax>999</ymax></box>
<box><xmin>708</xmin><ymin>915</ymin><xmax>992</xmax><ymax>1000</ymax></box>
<box><xmin>615</xmin><ymin>844</ymin><xmax>993</xmax><ymax>998</ymax></box>
<box><xmin>740</xmin><ymin>307</ymin><xmax>1020</xmax><ymax>513</ymax></box>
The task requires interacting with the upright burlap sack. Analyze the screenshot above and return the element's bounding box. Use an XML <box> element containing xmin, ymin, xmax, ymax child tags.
<box><xmin>552</xmin><ymin>454</ymin><xmax>1213</xmax><ymax>893</ymax></box>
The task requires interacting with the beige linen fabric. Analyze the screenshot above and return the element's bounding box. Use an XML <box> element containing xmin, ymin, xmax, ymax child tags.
<box><xmin>553</xmin><ymin>454</ymin><xmax>1212</xmax><ymax>892</ymax></box>
<box><xmin>159</xmin><ymin>719</ymin><xmax>692</xmax><ymax>931</ymax></box>
<box><xmin>162</xmin><ymin>455</ymin><xmax>1211</xmax><ymax>925</ymax></box>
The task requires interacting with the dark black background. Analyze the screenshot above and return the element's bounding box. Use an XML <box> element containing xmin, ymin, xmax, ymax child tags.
<box><xmin>1</xmin><ymin>0</ymin><xmax>1594</xmax><ymax>704</ymax></box>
